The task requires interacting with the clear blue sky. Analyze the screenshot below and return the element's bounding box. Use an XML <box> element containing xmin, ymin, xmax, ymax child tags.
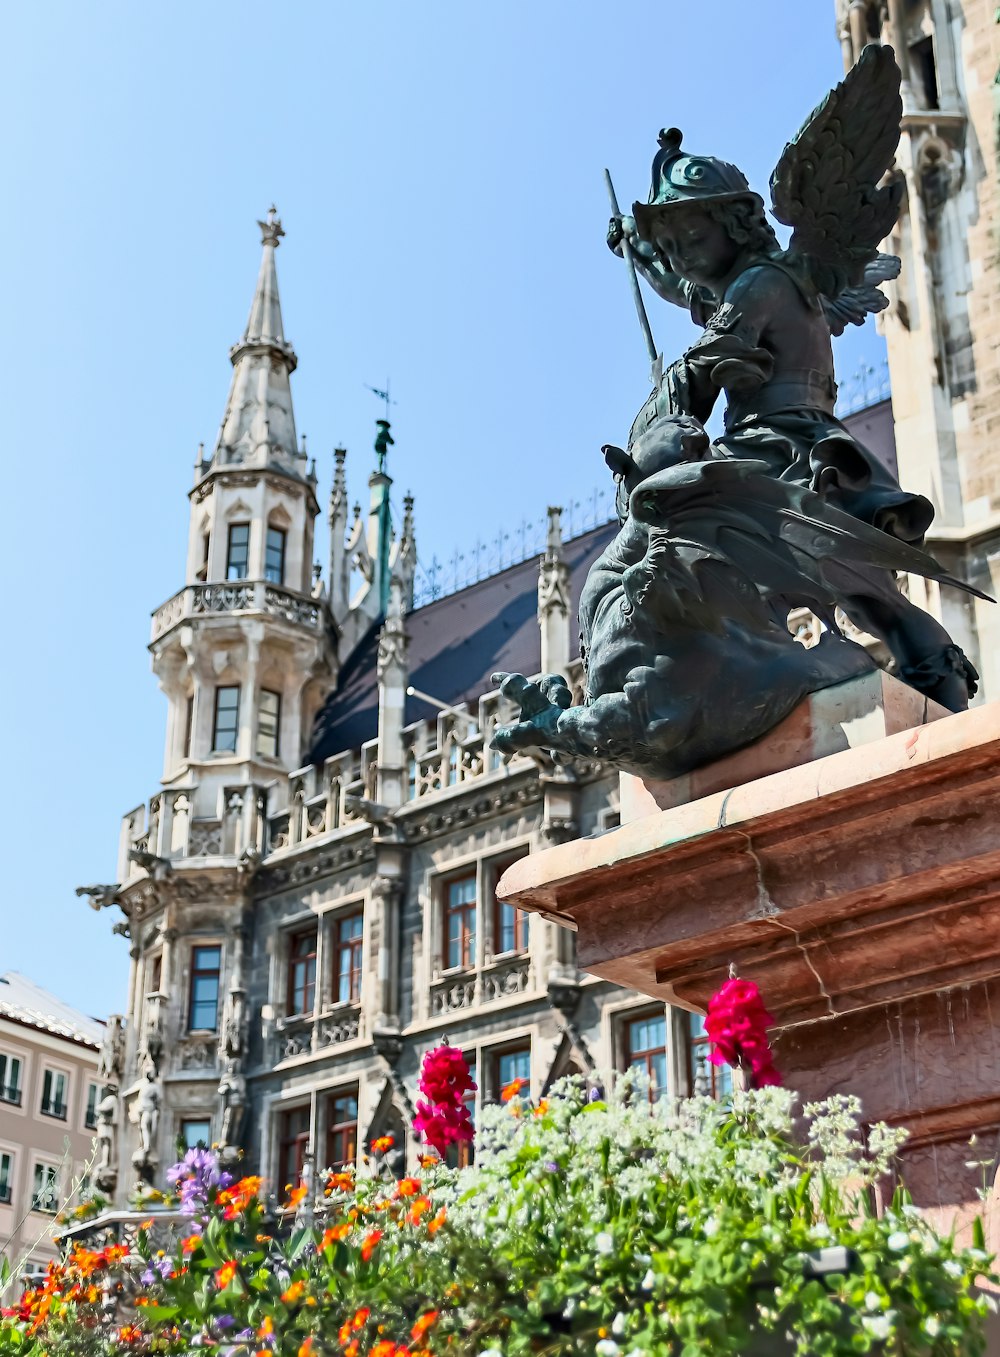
<box><xmin>2</xmin><ymin>2</ymin><xmax>886</xmax><ymax>1019</ymax></box>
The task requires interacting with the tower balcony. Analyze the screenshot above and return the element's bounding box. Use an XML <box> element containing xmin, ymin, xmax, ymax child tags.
<box><xmin>151</xmin><ymin>580</ymin><xmax>329</xmax><ymax>644</ymax></box>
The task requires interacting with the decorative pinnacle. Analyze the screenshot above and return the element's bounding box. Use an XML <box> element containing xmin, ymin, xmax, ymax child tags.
<box><xmin>258</xmin><ymin>205</ymin><xmax>284</xmax><ymax>247</ymax></box>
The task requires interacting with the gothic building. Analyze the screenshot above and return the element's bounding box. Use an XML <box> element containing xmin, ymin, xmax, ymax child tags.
<box><xmin>86</xmin><ymin>0</ymin><xmax>998</xmax><ymax>1200</ymax></box>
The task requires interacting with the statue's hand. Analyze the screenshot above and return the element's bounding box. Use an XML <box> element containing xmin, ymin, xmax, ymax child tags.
<box><xmin>490</xmin><ymin>672</ymin><xmax>573</xmax><ymax>754</ymax></box>
<box><xmin>607</xmin><ymin>213</ymin><xmax>640</xmax><ymax>258</ymax></box>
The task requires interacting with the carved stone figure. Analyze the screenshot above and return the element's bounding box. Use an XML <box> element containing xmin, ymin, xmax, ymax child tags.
<box><xmin>491</xmin><ymin>47</ymin><xmax>991</xmax><ymax>779</ymax></box>
<box><xmin>93</xmin><ymin>1086</ymin><xmax>119</xmax><ymax>1192</ymax></box>
<box><xmin>218</xmin><ymin>1069</ymin><xmax>247</xmax><ymax>1154</ymax></box>
<box><xmin>221</xmin><ymin>984</ymin><xmax>247</xmax><ymax>1066</ymax></box>
<box><xmin>97</xmin><ymin>1015</ymin><xmax>125</xmax><ymax>1086</ymax></box>
<box><xmin>135</xmin><ymin>1070</ymin><xmax>161</xmax><ymax>1157</ymax></box>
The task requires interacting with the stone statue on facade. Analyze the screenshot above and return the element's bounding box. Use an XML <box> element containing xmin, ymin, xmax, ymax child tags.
<box><xmin>132</xmin><ymin>1069</ymin><xmax>161</xmax><ymax>1166</ymax></box>
<box><xmin>492</xmin><ymin>46</ymin><xmax>990</xmax><ymax>780</ymax></box>
<box><xmin>97</xmin><ymin>1014</ymin><xmax>126</xmax><ymax>1087</ymax></box>
<box><xmin>93</xmin><ymin>1086</ymin><xmax>119</xmax><ymax>1193</ymax></box>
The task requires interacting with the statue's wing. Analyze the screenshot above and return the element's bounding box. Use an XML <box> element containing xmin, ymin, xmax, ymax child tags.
<box><xmin>629</xmin><ymin>459</ymin><xmax>992</xmax><ymax>631</ymax></box>
<box><xmin>770</xmin><ymin>44</ymin><xmax>903</xmax><ymax>295</ymax></box>
<box><xmin>822</xmin><ymin>252</ymin><xmax>900</xmax><ymax>336</ymax></box>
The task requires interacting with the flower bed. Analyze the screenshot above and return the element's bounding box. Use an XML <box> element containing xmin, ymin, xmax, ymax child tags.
<box><xmin>0</xmin><ymin>1075</ymin><xmax>994</xmax><ymax>1356</ymax></box>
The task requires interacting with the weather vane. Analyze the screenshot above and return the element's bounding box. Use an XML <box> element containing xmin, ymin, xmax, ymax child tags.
<box><xmin>365</xmin><ymin>379</ymin><xmax>397</xmax><ymax>422</ymax></box>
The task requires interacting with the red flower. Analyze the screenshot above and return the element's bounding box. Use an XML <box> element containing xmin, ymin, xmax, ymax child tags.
<box><xmin>412</xmin><ymin>1044</ymin><xmax>476</xmax><ymax>1157</ymax></box>
<box><xmin>704</xmin><ymin>977</ymin><xmax>782</xmax><ymax>1088</ymax></box>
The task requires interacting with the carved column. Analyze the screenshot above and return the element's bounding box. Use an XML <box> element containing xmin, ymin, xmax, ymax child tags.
<box><xmin>376</xmin><ymin>578</ymin><xmax>409</xmax><ymax>812</ymax></box>
<box><xmin>369</xmin><ymin>873</ymin><xmax>405</xmax><ymax>1035</ymax></box>
<box><xmin>328</xmin><ymin>447</ymin><xmax>349</xmax><ymax>622</ymax></box>
<box><xmin>537</xmin><ymin>506</ymin><xmax>572</xmax><ymax>678</ymax></box>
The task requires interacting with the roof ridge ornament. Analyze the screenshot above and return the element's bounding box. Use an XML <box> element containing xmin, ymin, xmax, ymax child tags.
<box><xmin>258</xmin><ymin>205</ymin><xmax>284</xmax><ymax>247</ymax></box>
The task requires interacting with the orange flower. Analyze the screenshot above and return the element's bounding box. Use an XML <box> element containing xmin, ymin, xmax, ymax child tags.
<box><xmin>411</xmin><ymin>1310</ymin><xmax>439</xmax><ymax>1342</ymax></box>
<box><xmin>371</xmin><ymin>1134</ymin><xmax>395</xmax><ymax>1153</ymax></box>
<box><xmin>360</xmin><ymin>1229</ymin><xmax>383</xmax><ymax>1261</ymax></box>
<box><xmin>326</xmin><ymin>1169</ymin><xmax>355</xmax><ymax>1193</ymax></box>
<box><xmin>352</xmin><ymin>1306</ymin><xmax>371</xmax><ymax>1330</ymax></box>
<box><xmin>180</xmin><ymin>1233</ymin><xmax>202</xmax><ymax>1255</ymax></box>
<box><xmin>281</xmin><ymin>1279</ymin><xmax>306</xmax><ymax>1303</ymax></box>
<box><xmin>533</xmin><ymin>1098</ymin><xmax>549</xmax><ymax>1117</ymax></box>
<box><xmin>285</xmin><ymin>1182</ymin><xmax>308</xmax><ymax>1209</ymax></box>
<box><xmin>117</xmin><ymin>1323</ymin><xmax>142</xmax><ymax>1343</ymax></box>
<box><xmin>139</xmin><ymin>1218</ymin><xmax>154</xmax><ymax>1230</ymax></box>
<box><xmin>501</xmin><ymin>1077</ymin><xmax>528</xmax><ymax>1102</ymax></box>
<box><xmin>258</xmin><ymin>1315</ymin><xmax>275</xmax><ymax>1337</ymax></box>
<box><xmin>407</xmin><ymin>1196</ymin><xmax>431</xmax><ymax>1226</ymax></box>
<box><xmin>298</xmin><ymin>1339</ymin><xmax>315</xmax><ymax>1357</ymax></box>
<box><xmin>396</xmin><ymin>1177</ymin><xmax>421</xmax><ymax>1197</ymax></box>
<box><xmin>215</xmin><ymin>1260</ymin><xmax>238</xmax><ymax>1289</ymax></box>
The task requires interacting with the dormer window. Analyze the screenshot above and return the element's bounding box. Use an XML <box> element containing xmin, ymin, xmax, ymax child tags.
<box><xmin>227</xmin><ymin>523</ymin><xmax>250</xmax><ymax>580</ymax></box>
<box><xmin>265</xmin><ymin>527</ymin><xmax>286</xmax><ymax>585</ymax></box>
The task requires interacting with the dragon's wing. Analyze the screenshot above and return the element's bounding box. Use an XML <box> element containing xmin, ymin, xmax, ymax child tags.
<box><xmin>628</xmin><ymin>460</ymin><xmax>992</xmax><ymax>631</ymax></box>
<box><xmin>770</xmin><ymin>44</ymin><xmax>903</xmax><ymax>297</ymax></box>
<box><xmin>822</xmin><ymin>252</ymin><xmax>901</xmax><ymax>335</ymax></box>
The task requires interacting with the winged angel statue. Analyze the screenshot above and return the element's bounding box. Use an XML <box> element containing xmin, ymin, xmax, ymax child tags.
<box><xmin>492</xmin><ymin>46</ymin><xmax>989</xmax><ymax>780</ymax></box>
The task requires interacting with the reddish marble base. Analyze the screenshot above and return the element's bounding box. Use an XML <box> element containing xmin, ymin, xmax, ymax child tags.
<box><xmin>498</xmin><ymin>699</ymin><xmax>1000</xmax><ymax>1211</ymax></box>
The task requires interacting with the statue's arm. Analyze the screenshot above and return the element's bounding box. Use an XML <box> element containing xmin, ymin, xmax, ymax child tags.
<box><xmin>607</xmin><ymin>215</ymin><xmax>696</xmax><ymax>311</ymax></box>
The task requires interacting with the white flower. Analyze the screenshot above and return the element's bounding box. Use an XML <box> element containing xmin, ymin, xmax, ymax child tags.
<box><xmin>595</xmin><ymin>1230</ymin><xmax>615</xmax><ymax>1255</ymax></box>
<box><xmin>924</xmin><ymin>1317</ymin><xmax>941</xmax><ymax>1337</ymax></box>
<box><xmin>703</xmin><ymin>1217</ymin><xmax>720</xmax><ymax>1237</ymax></box>
<box><xmin>865</xmin><ymin>1291</ymin><xmax>883</xmax><ymax>1312</ymax></box>
<box><xmin>862</xmin><ymin>1315</ymin><xmax>893</xmax><ymax>1341</ymax></box>
<box><xmin>612</xmin><ymin>1313</ymin><xmax>627</xmax><ymax>1336</ymax></box>
<box><xmin>641</xmin><ymin>1269</ymin><xmax>655</xmax><ymax>1291</ymax></box>
<box><xmin>887</xmin><ymin>1231</ymin><xmax>909</xmax><ymax>1251</ymax></box>
<box><xmin>943</xmin><ymin>1258</ymin><xmax>963</xmax><ymax>1277</ymax></box>
<box><xmin>596</xmin><ymin>1342</ymin><xmax>620</xmax><ymax>1356</ymax></box>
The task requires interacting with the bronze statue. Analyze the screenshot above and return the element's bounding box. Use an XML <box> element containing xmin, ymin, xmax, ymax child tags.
<box><xmin>492</xmin><ymin>46</ymin><xmax>989</xmax><ymax>780</ymax></box>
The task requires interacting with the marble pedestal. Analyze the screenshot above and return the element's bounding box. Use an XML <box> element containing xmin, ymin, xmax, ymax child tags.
<box><xmin>498</xmin><ymin>686</ymin><xmax>1000</xmax><ymax>1216</ymax></box>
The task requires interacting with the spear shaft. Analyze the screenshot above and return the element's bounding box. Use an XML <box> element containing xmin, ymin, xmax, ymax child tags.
<box><xmin>604</xmin><ymin>168</ymin><xmax>657</xmax><ymax>368</ymax></box>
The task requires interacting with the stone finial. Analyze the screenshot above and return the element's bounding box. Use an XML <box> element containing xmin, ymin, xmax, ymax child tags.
<box><xmin>258</xmin><ymin>205</ymin><xmax>285</xmax><ymax>247</ymax></box>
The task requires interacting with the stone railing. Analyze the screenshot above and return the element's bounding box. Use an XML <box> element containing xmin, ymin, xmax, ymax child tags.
<box><xmin>151</xmin><ymin>581</ymin><xmax>327</xmax><ymax>642</ymax></box>
<box><xmin>273</xmin><ymin>1004</ymin><xmax>362</xmax><ymax>1061</ymax></box>
<box><xmin>429</xmin><ymin>954</ymin><xmax>533</xmax><ymax>1017</ymax></box>
<box><xmin>118</xmin><ymin>785</ymin><xmax>269</xmax><ymax>882</ymax></box>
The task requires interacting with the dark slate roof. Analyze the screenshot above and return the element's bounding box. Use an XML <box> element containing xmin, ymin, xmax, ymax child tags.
<box><xmin>842</xmin><ymin>398</ymin><xmax>897</xmax><ymax>480</ymax></box>
<box><xmin>308</xmin><ymin>400</ymin><xmax>899</xmax><ymax>763</ymax></box>
<box><xmin>307</xmin><ymin>521</ymin><xmax>612</xmax><ymax>762</ymax></box>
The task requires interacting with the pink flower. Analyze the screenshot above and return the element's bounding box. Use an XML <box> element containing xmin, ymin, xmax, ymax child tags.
<box><xmin>412</xmin><ymin>1044</ymin><xmax>476</xmax><ymax>1156</ymax></box>
<box><xmin>704</xmin><ymin>977</ymin><xmax>782</xmax><ymax>1089</ymax></box>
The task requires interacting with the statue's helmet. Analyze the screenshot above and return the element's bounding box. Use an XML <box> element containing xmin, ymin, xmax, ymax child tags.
<box><xmin>632</xmin><ymin>128</ymin><xmax>762</xmax><ymax>242</ymax></box>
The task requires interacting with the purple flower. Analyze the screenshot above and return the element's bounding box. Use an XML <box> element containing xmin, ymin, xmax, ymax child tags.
<box><xmin>140</xmin><ymin>1255</ymin><xmax>173</xmax><ymax>1285</ymax></box>
<box><xmin>166</xmin><ymin>1147</ymin><xmax>233</xmax><ymax>1216</ymax></box>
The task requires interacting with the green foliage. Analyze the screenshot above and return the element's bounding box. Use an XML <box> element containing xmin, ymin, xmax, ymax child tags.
<box><xmin>0</xmin><ymin>1080</ymin><xmax>995</xmax><ymax>1356</ymax></box>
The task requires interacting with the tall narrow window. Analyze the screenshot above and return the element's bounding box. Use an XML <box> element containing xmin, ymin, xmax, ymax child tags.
<box><xmin>196</xmin><ymin>532</ymin><xmax>210</xmax><ymax>582</ymax></box>
<box><xmin>278</xmin><ymin>1106</ymin><xmax>310</xmax><ymax>1190</ymax></box>
<box><xmin>265</xmin><ymin>527</ymin><xmax>286</xmax><ymax>584</ymax></box>
<box><xmin>226</xmin><ymin>523</ymin><xmax>250</xmax><ymax>579</ymax></box>
<box><xmin>181</xmin><ymin>1118</ymin><xmax>212</xmax><ymax>1149</ymax></box>
<box><xmin>0</xmin><ymin>1152</ymin><xmax>12</xmax><ymax>1204</ymax></box>
<box><xmin>212</xmin><ymin>686</ymin><xmax>240</xmax><ymax>753</ymax></box>
<box><xmin>183</xmin><ymin>694</ymin><xmax>194</xmax><ymax>759</ymax></box>
<box><xmin>325</xmin><ymin>1091</ymin><xmax>358</xmax><ymax>1170</ymax></box>
<box><xmin>85</xmin><ymin>1082</ymin><xmax>99</xmax><ymax>1131</ymax></box>
<box><xmin>406</xmin><ymin>753</ymin><xmax>418</xmax><ymax>801</ymax></box>
<box><xmin>188</xmin><ymin>945</ymin><xmax>222</xmax><ymax>1031</ymax></box>
<box><xmin>443</xmin><ymin>875</ymin><xmax>476</xmax><ymax>970</ymax></box>
<box><xmin>40</xmin><ymin>1069</ymin><xmax>68</xmax><ymax>1119</ymax></box>
<box><xmin>493</xmin><ymin>1045</ymin><xmax>531</xmax><ymax>1101</ymax></box>
<box><xmin>333</xmin><ymin>912</ymin><xmax>364</xmax><ymax>1004</ymax></box>
<box><xmin>257</xmin><ymin>689</ymin><xmax>281</xmax><ymax>759</ymax></box>
<box><xmin>687</xmin><ymin>1012</ymin><xmax>732</xmax><ymax>1101</ymax></box>
<box><xmin>494</xmin><ymin>898</ymin><xmax>528</xmax><ymax>956</ymax></box>
<box><xmin>625</xmin><ymin>1011</ymin><xmax>669</xmax><ymax>1101</ymax></box>
<box><xmin>445</xmin><ymin>1052</ymin><xmax>477</xmax><ymax>1170</ymax></box>
<box><xmin>287</xmin><ymin>929</ymin><xmax>318</xmax><ymax>1015</ymax></box>
<box><xmin>0</xmin><ymin>1054</ymin><xmax>22</xmax><ymax>1105</ymax></box>
<box><xmin>31</xmin><ymin>1163</ymin><xmax>59</xmax><ymax>1214</ymax></box>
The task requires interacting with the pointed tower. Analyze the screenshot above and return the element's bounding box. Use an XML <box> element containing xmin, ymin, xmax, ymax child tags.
<box><xmin>149</xmin><ymin>209</ymin><xmax>336</xmax><ymax>816</ymax></box>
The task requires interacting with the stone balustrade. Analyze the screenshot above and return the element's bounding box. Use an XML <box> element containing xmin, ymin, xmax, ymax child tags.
<box><xmin>151</xmin><ymin>580</ymin><xmax>327</xmax><ymax>642</ymax></box>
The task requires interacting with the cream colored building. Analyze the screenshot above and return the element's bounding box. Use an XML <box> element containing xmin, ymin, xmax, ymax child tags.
<box><xmin>836</xmin><ymin>0</ymin><xmax>1000</xmax><ymax>698</ymax></box>
<box><xmin>0</xmin><ymin>975</ymin><xmax>102</xmax><ymax>1276</ymax></box>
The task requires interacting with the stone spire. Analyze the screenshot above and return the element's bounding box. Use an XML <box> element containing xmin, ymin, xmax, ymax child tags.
<box><xmin>538</xmin><ymin>506</ymin><xmax>572</xmax><ymax>676</ymax></box>
<box><xmin>328</xmin><ymin>447</ymin><xmax>350</xmax><ymax>623</ymax></box>
<box><xmin>211</xmin><ymin>208</ymin><xmax>305</xmax><ymax>476</ymax></box>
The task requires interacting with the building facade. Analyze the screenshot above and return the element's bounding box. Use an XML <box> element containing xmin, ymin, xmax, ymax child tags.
<box><xmin>836</xmin><ymin>0</ymin><xmax>1000</xmax><ymax>696</ymax></box>
<box><xmin>0</xmin><ymin>975</ymin><xmax>102</xmax><ymax>1275</ymax></box>
<box><xmin>85</xmin><ymin>53</ymin><xmax>983</xmax><ymax>1203</ymax></box>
